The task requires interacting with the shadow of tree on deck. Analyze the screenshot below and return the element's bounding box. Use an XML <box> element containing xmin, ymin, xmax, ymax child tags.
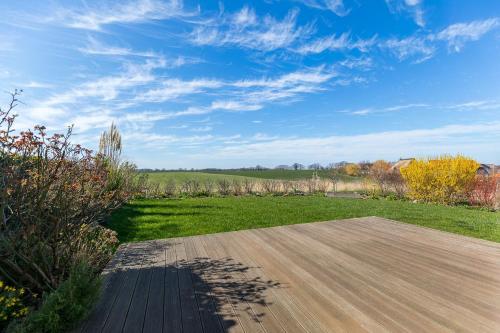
<box><xmin>81</xmin><ymin>240</ymin><xmax>280</xmax><ymax>333</ymax></box>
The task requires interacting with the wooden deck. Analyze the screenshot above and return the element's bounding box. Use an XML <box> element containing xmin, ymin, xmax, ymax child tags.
<box><xmin>79</xmin><ymin>217</ymin><xmax>500</xmax><ymax>332</ymax></box>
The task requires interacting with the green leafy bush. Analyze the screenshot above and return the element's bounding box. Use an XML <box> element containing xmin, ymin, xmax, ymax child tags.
<box><xmin>7</xmin><ymin>262</ymin><xmax>101</xmax><ymax>333</ymax></box>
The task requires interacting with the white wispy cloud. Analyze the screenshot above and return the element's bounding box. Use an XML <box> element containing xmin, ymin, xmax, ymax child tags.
<box><xmin>234</xmin><ymin>67</ymin><xmax>335</xmax><ymax>89</ymax></box>
<box><xmin>123</xmin><ymin>120</ymin><xmax>500</xmax><ymax>168</ymax></box>
<box><xmin>443</xmin><ymin>100</ymin><xmax>500</xmax><ymax>110</ymax></box>
<box><xmin>190</xmin><ymin>126</ymin><xmax>212</xmax><ymax>132</ymax></box>
<box><xmin>385</xmin><ymin>0</ymin><xmax>425</xmax><ymax>27</ymax></box>
<box><xmin>296</xmin><ymin>16</ymin><xmax>497</xmax><ymax>61</ymax></box>
<box><xmin>19</xmin><ymin>58</ymin><xmax>167</xmax><ymax>131</ymax></box>
<box><xmin>208</xmin><ymin>122</ymin><xmax>500</xmax><ymax>164</ymax></box>
<box><xmin>231</xmin><ymin>6</ymin><xmax>258</xmax><ymax>26</ymax></box>
<box><xmin>22</xmin><ymin>81</ymin><xmax>54</xmax><ymax>89</ymax></box>
<box><xmin>296</xmin><ymin>0</ymin><xmax>350</xmax><ymax>16</ymax></box>
<box><xmin>137</xmin><ymin>78</ymin><xmax>223</xmax><ymax>103</ymax></box>
<box><xmin>78</xmin><ymin>37</ymin><xmax>158</xmax><ymax>57</ymax></box>
<box><xmin>190</xmin><ymin>8</ymin><xmax>314</xmax><ymax>51</ymax></box>
<box><xmin>230</xmin><ymin>66</ymin><xmax>339</xmax><ymax>107</ymax></box>
<box><xmin>210</xmin><ymin>100</ymin><xmax>262</xmax><ymax>112</ymax></box>
<box><xmin>123</xmin><ymin>131</ymin><xmax>242</xmax><ymax>150</ymax></box>
<box><xmin>296</xmin><ymin>33</ymin><xmax>376</xmax><ymax>55</ymax></box>
<box><xmin>136</xmin><ymin>66</ymin><xmax>340</xmax><ymax>117</ymax></box>
<box><xmin>380</xmin><ymin>17</ymin><xmax>499</xmax><ymax>62</ymax></box>
<box><xmin>346</xmin><ymin>103</ymin><xmax>429</xmax><ymax>115</ymax></box>
<box><xmin>0</xmin><ymin>38</ymin><xmax>15</xmax><ymax>52</ymax></box>
<box><xmin>434</xmin><ymin>18</ymin><xmax>499</xmax><ymax>52</ymax></box>
<box><xmin>58</xmin><ymin>0</ymin><xmax>193</xmax><ymax>31</ymax></box>
<box><xmin>343</xmin><ymin>100</ymin><xmax>500</xmax><ymax>115</ymax></box>
<box><xmin>45</xmin><ymin>59</ymin><xmax>162</xmax><ymax>105</ymax></box>
<box><xmin>382</xmin><ymin>35</ymin><xmax>435</xmax><ymax>63</ymax></box>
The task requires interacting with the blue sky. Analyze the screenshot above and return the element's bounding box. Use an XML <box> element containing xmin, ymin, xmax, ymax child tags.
<box><xmin>0</xmin><ymin>0</ymin><xmax>499</xmax><ymax>168</ymax></box>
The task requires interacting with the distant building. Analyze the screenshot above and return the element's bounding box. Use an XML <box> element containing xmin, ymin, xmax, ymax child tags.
<box><xmin>390</xmin><ymin>158</ymin><xmax>415</xmax><ymax>172</ymax></box>
<box><xmin>477</xmin><ymin>164</ymin><xmax>500</xmax><ymax>177</ymax></box>
<box><xmin>334</xmin><ymin>161</ymin><xmax>349</xmax><ymax>168</ymax></box>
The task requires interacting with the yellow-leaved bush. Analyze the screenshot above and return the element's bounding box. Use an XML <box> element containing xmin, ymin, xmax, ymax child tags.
<box><xmin>400</xmin><ymin>155</ymin><xmax>479</xmax><ymax>204</ymax></box>
<box><xmin>344</xmin><ymin>163</ymin><xmax>361</xmax><ymax>176</ymax></box>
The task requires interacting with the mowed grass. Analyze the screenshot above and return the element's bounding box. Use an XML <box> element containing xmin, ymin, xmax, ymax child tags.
<box><xmin>108</xmin><ymin>196</ymin><xmax>500</xmax><ymax>243</ymax></box>
<box><xmin>202</xmin><ymin>169</ymin><xmax>360</xmax><ymax>181</ymax></box>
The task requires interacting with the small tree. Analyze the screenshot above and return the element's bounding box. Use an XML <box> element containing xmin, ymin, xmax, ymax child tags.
<box><xmin>370</xmin><ymin>160</ymin><xmax>392</xmax><ymax>192</ymax></box>
<box><xmin>308</xmin><ymin>163</ymin><xmax>322</xmax><ymax>170</ymax></box>
<box><xmin>344</xmin><ymin>163</ymin><xmax>361</xmax><ymax>176</ymax></box>
<box><xmin>358</xmin><ymin>161</ymin><xmax>373</xmax><ymax>175</ymax></box>
<box><xmin>328</xmin><ymin>169</ymin><xmax>340</xmax><ymax>193</ymax></box>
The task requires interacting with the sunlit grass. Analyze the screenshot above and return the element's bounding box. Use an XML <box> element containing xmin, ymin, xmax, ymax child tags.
<box><xmin>108</xmin><ymin>196</ymin><xmax>500</xmax><ymax>243</ymax></box>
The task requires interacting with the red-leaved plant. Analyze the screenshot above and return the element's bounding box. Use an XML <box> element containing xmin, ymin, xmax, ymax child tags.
<box><xmin>467</xmin><ymin>175</ymin><xmax>498</xmax><ymax>209</ymax></box>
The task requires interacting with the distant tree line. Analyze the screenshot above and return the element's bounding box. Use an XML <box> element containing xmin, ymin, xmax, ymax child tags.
<box><xmin>138</xmin><ymin>161</ymin><xmax>389</xmax><ymax>173</ymax></box>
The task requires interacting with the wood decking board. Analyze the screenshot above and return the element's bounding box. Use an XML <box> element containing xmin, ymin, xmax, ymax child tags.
<box><xmin>142</xmin><ymin>241</ymin><xmax>166</xmax><ymax>333</ymax></box>
<box><xmin>102</xmin><ymin>243</ymin><xmax>148</xmax><ymax>333</ymax></box>
<box><xmin>206</xmin><ymin>233</ymin><xmax>267</xmax><ymax>333</ymax></box>
<box><xmin>164</xmin><ymin>241</ymin><xmax>182</xmax><ymax>333</ymax></box>
<box><xmin>80</xmin><ymin>244</ymin><xmax>130</xmax><ymax>333</ymax></box>
<box><xmin>80</xmin><ymin>217</ymin><xmax>500</xmax><ymax>332</ymax></box>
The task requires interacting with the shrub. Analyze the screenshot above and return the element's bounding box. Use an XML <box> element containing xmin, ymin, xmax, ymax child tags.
<box><xmin>0</xmin><ymin>92</ymin><xmax>132</xmax><ymax>304</ymax></box>
<box><xmin>369</xmin><ymin>160</ymin><xmax>406</xmax><ymax>197</ymax></box>
<box><xmin>305</xmin><ymin>179</ymin><xmax>317</xmax><ymax>194</ymax></box>
<box><xmin>261</xmin><ymin>180</ymin><xmax>280</xmax><ymax>194</ymax></box>
<box><xmin>72</xmin><ymin>225</ymin><xmax>119</xmax><ymax>274</ymax></box>
<box><xmin>467</xmin><ymin>176</ymin><xmax>498</xmax><ymax>209</ymax></box>
<box><xmin>291</xmin><ymin>181</ymin><xmax>303</xmax><ymax>194</ymax></box>
<box><xmin>0</xmin><ymin>281</ymin><xmax>29</xmax><ymax>330</ymax></box>
<box><xmin>369</xmin><ymin>160</ymin><xmax>392</xmax><ymax>192</ymax></box>
<box><xmin>400</xmin><ymin>155</ymin><xmax>479</xmax><ymax>204</ymax></box>
<box><xmin>7</xmin><ymin>262</ymin><xmax>101</xmax><ymax>333</ymax></box>
<box><xmin>344</xmin><ymin>163</ymin><xmax>361</xmax><ymax>176</ymax></box>
<box><xmin>142</xmin><ymin>181</ymin><xmax>162</xmax><ymax>198</ymax></box>
<box><xmin>327</xmin><ymin>171</ymin><xmax>340</xmax><ymax>192</ymax></box>
<box><xmin>180</xmin><ymin>180</ymin><xmax>201</xmax><ymax>196</ymax></box>
<box><xmin>202</xmin><ymin>179</ymin><xmax>214</xmax><ymax>196</ymax></box>
<box><xmin>164</xmin><ymin>179</ymin><xmax>177</xmax><ymax>197</ymax></box>
<box><xmin>281</xmin><ymin>180</ymin><xmax>292</xmax><ymax>194</ymax></box>
<box><xmin>232</xmin><ymin>180</ymin><xmax>243</xmax><ymax>196</ymax></box>
<box><xmin>217</xmin><ymin>179</ymin><xmax>231</xmax><ymax>195</ymax></box>
<box><xmin>384</xmin><ymin>171</ymin><xmax>407</xmax><ymax>198</ymax></box>
<box><xmin>316</xmin><ymin>180</ymin><xmax>328</xmax><ymax>193</ymax></box>
<box><xmin>243</xmin><ymin>179</ymin><xmax>255</xmax><ymax>194</ymax></box>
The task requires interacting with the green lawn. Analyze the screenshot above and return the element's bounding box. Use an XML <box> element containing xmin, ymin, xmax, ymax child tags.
<box><xmin>143</xmin><ymin>171</ymin><xmax>256</xmax><ymax>185</ymax></box>
<box><xmin>108</xmin><ymin>196</ymin><xmax>500</xmax><ymax>243</ymax></box>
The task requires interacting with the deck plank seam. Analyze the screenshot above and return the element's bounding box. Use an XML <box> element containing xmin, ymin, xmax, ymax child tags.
<box><xmin>120</xmin><ymin>246</ymin><xmax>148</xmax><ymax>332</ymax></box>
